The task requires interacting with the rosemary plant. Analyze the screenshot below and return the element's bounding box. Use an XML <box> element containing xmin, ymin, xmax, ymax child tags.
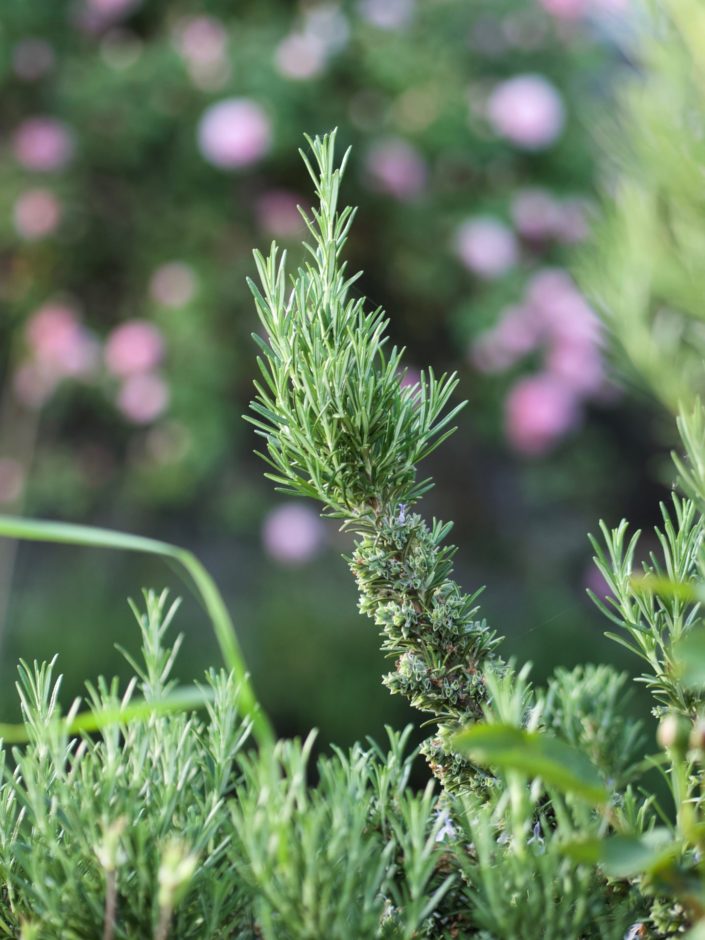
<box><xmin>248</xmin><ymin>131</ymin><xmax>502</xmax><ymax>792</ymax></box>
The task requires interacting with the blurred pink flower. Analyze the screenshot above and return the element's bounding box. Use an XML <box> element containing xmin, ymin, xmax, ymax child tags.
<box><xmin>262</xmin><ymin>502</ymin><xmax>325</xmax><ymax>565</ymax></box>
<box><xmin>471</xmin><ymin>305</ymin><xmax>539</xmax><ymax>373</ymax></box>
<box><xmin>358</xmin><ymin>0</ymin><xmax>415</xmax><ymax>30</ymax></box>
<box><xmin>197</xmin><ymin>98</ymin><xmax>272</xmax><ymax>169</ymax></box>
<box><xmin>105</xmin><ymin>320</ymin><xmax>164</xmax><ymax>377</ymax></box>
<box><xmin>365</xmin><ymin>138</ymin><xmax>427</xmax><ymax>201</ymax></box>
<box><xmin>511</xmin><ymin>188</ymin><xmax>561</xmax><ymax>241</ymax></box>
<box><xmin>174</xmin><ymin>15</ymin><xmax>229</xmax><ymax>89</ymax></box>
<box><xmin>487</xmin><ymin>74</ymin><xmax>565</xmax><ymax>150</ymax></box>
<box><xmin>149</xmin><ymin>262</ymin><xmax>197</xmax><ymax>308</ymax></box>
<box><xmin>12</xmin><ymin>39</ymin><xmax>55</xmax><ymax>81</ymax></box>
<box><xmin>275</xmin><ymin>33</ymin><xmax>328</xmax><ymax>80</ymax></box>
<box><xmin>255</xmin><ymin>190</ymin><xmax>305</xmax><ymax>238</ymax></box>
<box><xmin>25</xmin><ymin>303</ymin><xmax>98</xmax><ymax>380</ymax></box>
<box><xmin>117</xmin><ymin>373</ymin><xmax>169</xmax><ymax>424</ymax></box>
<box><xmin>85</xmin><ymin>0</ymin><xmax>141</xmax><ymax>21</ymax></box>
<box><xmin>583</xmin><ymin>562</ymin><xmax>613</xmax><ymax>600</ymax></box>
<box><xmin>538</xmin><ymin>0</ymin><xmax>589</xmax><ymax>19</ymax></box>
<box><xmin>13</xmin><ymin>188</ymin><xmax>62</xmax><ymax>240</ymax></box>
<box><xmin>546</xmin><ymin>339</ymin><xmax>604</xmax><ymax>395</ymax></box>
<box><xmin>526</xmin><ymin>268</ymin><xmax>601</xmax><ymax>346</ymax></box>
<box><xmin>454</xmin><ymin>216</ymin><xmax>519</xmax><ymax>279</ymax></box>
<box><xmin>12</xmin><ymin>117</ymin><xmax>75</xmax><ymax>172</ymax></box>
<box><xmin>176</xmin><ymin>16</ymin><xmax>227</xmax><ymax>65</ymax></box>
<box><xmin>505</xmin><ymin>373</ymin><xmax>580</xmax><ymax>455</ymax></box>
<box><xmin>0</xmin><ymin>459</ymin><xmax>24</xmax><ymax>505</ymax></box>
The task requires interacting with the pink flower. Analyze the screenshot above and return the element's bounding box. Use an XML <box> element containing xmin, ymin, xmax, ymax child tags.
<box><xmin>13</xmin><ymin>118</ymin><xmax>75</xmax><ymax>173</ymax></box>
<box><xmin>526</xmin><ymin>268</ymin><xmax>601</xmax><ymax>346</ymax></box>
<box><xmin>275</xmin><ymin>32</ymin><xmax>328</xmax><ymax>80</ymax></box>
<box><xmin>197</xmin><ymin>98</ymin><xmax>272</xmax><ymax>169</ymax></box>
<box><xmin>358</xmin><ymin>0</ymin><xmax>416</xmax><ymax>30</ymax></box>
<box><xmin>25</xmin><ymin>303</ymin><xmax>98</xmax><ymax>380</ymax></box>
<box><xmin>262</xmin><ymin>502</ymin><xmax>325</xmax><ymax>565</ymax></box>
<box><xmin>174</xmin><ymin>15</ymin><xmax>230</xmax><ymax>90</ymax></box>
<box><xmin>176</xmin><ymin>16</ymin><xmax>227</xmax><ymax>65</ymax></box>
<box><xmin>511</xmin><ymin>189</ymin><xmax>561</xmax><ymax>241</ymax></box>
<box><xmin>470</xmin><ymin>306</ymin><xmax>539</xmax><ymax>373</ymax></box>
<box><xmin>149</xmin><ymin>262</ymin><xmax>197</xmax><ymax>308</ymax></box>
<box><xmin>13</xmin><ymin>189</ymin><xmax>62</xmax><ymax>240</ymax></box>
<box><xmin>117</xmin><ymin>372</ymin><xmax>169</xmax><ymax>424</ymax></box>
<box><xmin>538</xmin><ymin>0</ymin><xmax>589</xmax><ymax>19</ymax></box>
<box><xmin>454</xmin><ymin>216</ymin><xmax>519</xmax><ymax>279</ymax></box>
<box><xmin>104</xmin><ymin>320</ymin><xmax>164</xmax><ymax>377</ymax></box>
<box><xmin>546</xmin><ymin>339</ymin><xmax>604</xmax><ymax>395</ymax></box>
<box><xmin>0</xmin><ymin>459</ymin><xmax>24</xmax><ymax>505</ymax></box>
<box><xmin>12</xmin><ymin>39</ymin><xmax>55</xmax><ymax>81</ymax></box>
<box><xmin>365</xmin><ymin>138</ymin><xmax>427</xmax><ymax>201</ymax></box>
<box><xmin>505</xmin><ymin>373</ymin><xmax>580</xmax><ymax>455</ymax></box>
<box><xmin>255</xmin><ymin>190</ymin><xmax>305</xmax><ymax>238</ymax></box>
<box><xmin>487</xmin><ymin>74</ymin><xmax>565</xmax><ymax>151</ymax></box>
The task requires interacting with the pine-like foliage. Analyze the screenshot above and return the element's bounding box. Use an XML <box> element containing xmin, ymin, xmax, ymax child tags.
<box><xmin>248</xmin><ymin>132</ymin><xmax>503</xmax><ymax>792</ymax></box>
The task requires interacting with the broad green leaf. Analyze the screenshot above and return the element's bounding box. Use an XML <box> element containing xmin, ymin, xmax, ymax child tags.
<box><xmin>599</xmin><ymin>829</ymin><xmax>677</xmax><ymax>878</ymax></box>
<box><xmin>562</xmin><ymin>828</ymin><xmax>677</xmax><ymax>878</ymax></box>
<box><xmin>0</xmin><ymin>515</ymin><xmax>273</xmax><ymax>747</ymax></box>
<box><xmin>451</xmin><ymin>723</ymin><xmax>608</xmax><ymax>803</ymax></box>
<box><xmin>673</xmin><ymin>628</ymin><xmax>705</xmax><ymax>688</ymax></box>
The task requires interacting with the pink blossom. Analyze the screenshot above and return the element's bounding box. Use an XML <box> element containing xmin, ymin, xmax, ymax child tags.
<box><xmin>117</xmin><ymin>373</ymin><xmax>169</xmax><ymax>424</ymax></box>
<box><xmin>149</xmin><ymin>262</ymin><xmax>197</xmax><ymax>308</ymax></box>
<box><xmin>25</xmin><ymin>303</ymin><xmax>98</xmax><ymax>380</ymax></box>
<box><xmin>471</xmin><ymin>305</ymin><xmax>539</xmax><ymax>373</ymax></box>
<box><xmin>546</xmin><ymin>339</ymin><xmax>604</xmax><ymax>395</ymax></box>
<box><xmin>511</xmin><ymin>189</ymin><xmax>561</xmax><ymax>241</ymax></box>
<box><xmin>583</xmin><ymin>562</ymin><xmax>613</xmax><ymax>600</ymax></box>
<box><xmin>12</xmin><ymin>117</ymin><xmax>75</xmax><ymax>172</ymax></box>
<box><xmin>505</xmin><ymin>373</ymin><xmax>581</xmax><ymax>455</ymax></box>
<box><xmin>174</xmin><ymin>15</ymin><xmax>229</xmax><ymax>90</ymax></box>
<box><xmin>0</xmin><ymin>459</ymin><xmax>24</xmax><ymax>505</ymax></box>
<box><xmin>454</xmin><ymin>216</ymin><xmax>519</xmax><ymax>279</ymax></box>
<box><xmin>358</xmin><ymin>0</ymin><xmax>416</xmax><ymax>30</ymax></box>
<box><xmin>262</xmin><ymin>502</ymin><xmax>325</xmax><ymax>565</ymax></box>
<box><xmin>487</xmin><ymin>74</ymin><xmax>565</xmax><ymax>151</ymax></box>
<box><xmin>105</xmin><ymin>320</ymin><xmax>164</xmax><ymax>377</ymax></box>
<box><xmin>12</xmin><ymin>361</ymin><xmax>57</xmax><ymax>409</ymax></box>
<box><xmin>526</xmin><ymin>268</ymin><xmax>601</xmax><ymax>346</ymax></box>
<box><xmin>365</xmin><ymin>138</ymin><xmax>427</xmax><ymax>201</ymax></box>
<box><xmin>197</xmin><ymin>98</ymin><xmax>272</xmax><ymax>169</ymax></box>
<box><xmin>12</xmin><ymin>39</ymin><xmax>55</xmax><ymax>81</ymax></box>
<box><xmin>176</xmin><ymin>16</ymin><xmax>227</xmax><ymax>65</ymax></box>
<box><xmin>13</xmin><ymin>189</ymin><xmax>62</xmax><ymax>240</ymax></box>
<box><xmin>255</xmin><ymin>191</ymin><xmax>305</xmax><ymax>238</ymax></box>
<box><xmin>275</xmin><ymin>33</ymin><xmax>328</xmax><ymax>80</ymax></box>
<box><xmin>538</xmin><ymin>0</ymin><xmax>589</xmax><ymax>19</ymax></box>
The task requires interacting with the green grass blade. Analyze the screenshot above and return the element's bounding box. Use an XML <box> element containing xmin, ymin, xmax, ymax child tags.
<box><xmin>0</xmin><ymin>515</ymin><xmax>274</xmax><ymax>747</ymax></box>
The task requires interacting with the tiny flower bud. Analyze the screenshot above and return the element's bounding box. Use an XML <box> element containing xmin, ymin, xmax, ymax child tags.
<box><xmin>657</xmin><ymin>713</ymin><xmax>691</xmax><ymax>754</ymax></box>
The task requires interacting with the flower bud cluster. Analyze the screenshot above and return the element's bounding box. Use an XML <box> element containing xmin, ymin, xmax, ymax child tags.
<box><xmin>350</xmin><ymin>506</ymin><xmax>502</xmax><ymax>790</ymax></box>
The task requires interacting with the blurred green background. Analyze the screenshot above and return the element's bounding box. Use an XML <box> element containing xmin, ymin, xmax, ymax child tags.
<box><xmin>0</xmin><ymin>0</ymin><xmax>661</xmax><ymax>745</ymax></box>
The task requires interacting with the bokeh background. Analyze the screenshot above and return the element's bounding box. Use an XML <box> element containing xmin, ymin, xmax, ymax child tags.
<box><xmin>0</xmin><ymin>0</ymin><xmax>666</xmax><ymax>744</ymax></box>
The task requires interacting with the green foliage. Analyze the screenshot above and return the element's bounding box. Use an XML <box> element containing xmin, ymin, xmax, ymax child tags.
<box><xmin>249</xmin><ymin>131</ymin><xmax>503</xmax><ymax>792</ymax></box>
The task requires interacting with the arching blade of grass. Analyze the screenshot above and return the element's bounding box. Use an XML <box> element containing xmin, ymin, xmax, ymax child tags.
<box><xmin>0</xmin><ymin>515</ymin><xmax>274</xmax><ymax>748</ymax></box>
<box><xmin>0</xmin><ymin>686</ymin><xmax>216</xmax><ymax>744</ymax></box>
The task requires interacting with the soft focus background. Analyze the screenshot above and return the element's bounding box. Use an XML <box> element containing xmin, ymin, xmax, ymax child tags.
<box><xmin>0</xmin><ymin>0</ymin><xmax>664</xmax><ymax>743</ymax></box>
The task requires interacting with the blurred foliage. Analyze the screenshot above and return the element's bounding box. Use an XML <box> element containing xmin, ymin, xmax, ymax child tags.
<box><xmin>0</xmin><ymin>0</ymin><xmax>656</xmax><ymax>743</ymax></box>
